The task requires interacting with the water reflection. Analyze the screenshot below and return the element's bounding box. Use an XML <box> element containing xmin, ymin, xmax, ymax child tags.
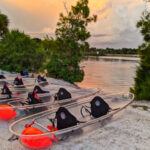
<box><xmin>84</xmin><ymin>56</ymin><xmax>140</xmax><ymax>62</ymax></box>
<box><xmin>76</xmin><ymin>56</ymin><xmax>140</xmax><ymax>93</ymax></box>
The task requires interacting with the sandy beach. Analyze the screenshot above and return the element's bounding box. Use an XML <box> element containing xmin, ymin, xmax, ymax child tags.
<box><xmin>0</xmin><ymin>78</ymin><xmax>149</xmax><ymax>150</ymax></box>
<box><xmin>51</xmin><ymin>101</ymin><xmax>150</xmax><ymax>150</ymax></box>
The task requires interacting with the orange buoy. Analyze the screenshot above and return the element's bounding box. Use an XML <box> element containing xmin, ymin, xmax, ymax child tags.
<box><xmin>0</xmin><ymin>104</ymin><xmax>16</xmax><ymax>120</ymax></box>
<box><xmin>21</xmin><ymin>126</ymin><xmax>52</xmax><ymax>149</ymax></box>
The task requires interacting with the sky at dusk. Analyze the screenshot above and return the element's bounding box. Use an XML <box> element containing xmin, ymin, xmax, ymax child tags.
<box><xmin>0</xmin><ymin>0</ymin><xmax>150</xmax><ymax>48</ymax></box>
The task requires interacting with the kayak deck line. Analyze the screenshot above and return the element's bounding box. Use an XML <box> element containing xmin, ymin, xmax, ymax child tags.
<box><xmin>0</xmin><ymin>88</ymin><xmax>100</xmax><ymax>121</ymax></box>
<box><xmin>8</xmin><ymin>88</ymin><xmax>100</xmax><ymax>110</ymax></box>
<box><xmin>9</xmin><ymin>93</ymin><xmax>134</xmax><ymax>137</ymax></box>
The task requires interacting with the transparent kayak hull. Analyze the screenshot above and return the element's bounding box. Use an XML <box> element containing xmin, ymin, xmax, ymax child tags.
<box><xmin>0</xmin><ymin>88</ymin><xmax>100</xmax><ymax>121</ymax></box>
<box><xmin>0</xmin><ymin>77</ymin><xmax>49</xmax><ymax>91</ymax></box>
<box><xmin>9</xmin><ymin>93</ymin><xmax>134</xmax><ymax>149</ymax></box>
<box><xmin>0</xmin><ymin>92</ymin><xmax>51</xmax><ymax>104</ymax></box>
<box><xmin>0</xmin><ymin>81</ymin><xmax>55</xmax><ymax>104</ymax></box>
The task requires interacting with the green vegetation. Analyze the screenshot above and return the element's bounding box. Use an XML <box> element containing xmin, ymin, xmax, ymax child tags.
<box><xmin>131</xmin><ymin>10</ymin><xmax>150</xmax><ymax>100</ymax></box>
<box><xmin>0</xmin><ymin>30</ymin><xmax>46</xmax><ymax>72</ymax></box>
<box><xmin>0</xmin><ymin>11</ymin><xmax>9</xmax><ymax>37</ymax></box>
<box><xmin>0</xmin><ymin>11</ymin><xmax>46</xmax><ymax>73</ymax></box>
<box><xmin>132</xmin><ymin>104</ymin><xmax>149</xmax><ymax>111</ymax></box>
<box><xmin>85</xmin><ymin>48</ymin><xmax>137</xmax><ymax>56</ymax></box>
<box><xmin>0</xmin><ymin>1</ymin><xmax>97</xmax><ymax>84</ymax></box>
<box><xmin>42</xmin><ymin>36</ymin><xmax>57</xmax><ymax>58</ymax></box>
<box><xmin>46</xmin><ymin>0</ymin><xmax>97</xmax><ymax>83</ymax></box>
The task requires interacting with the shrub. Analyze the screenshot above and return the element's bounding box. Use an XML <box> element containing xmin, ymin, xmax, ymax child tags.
<box><xmin>0</xmin><ymin>30</ymin><xmax>46</xmax><ymax>72</ymax></box>
<box><xmin>131</xmin><ymin>10</ymin><xmax>150</xmax><ymax>100</ymax></box>
<box><xmin>46</xmin><ymin>0</ymin><xmax>97</xmax><ymax>83</ymax></box>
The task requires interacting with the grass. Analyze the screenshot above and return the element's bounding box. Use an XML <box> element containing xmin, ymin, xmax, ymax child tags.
<box><xmin>132</xmin><ymin>104</ymin><xmax>149</xmax><ymax>111</ymax></box>
<box><xmin>106</xmin><ymin>54</ymin><xmax>138</xmax><ymax>56</ymax></box>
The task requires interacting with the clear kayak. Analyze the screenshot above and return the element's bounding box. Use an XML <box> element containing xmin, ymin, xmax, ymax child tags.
<box><xmin>0</xmin><ymin>76</ymin><xmax>49</xmax><ymax>90</ymax></box>
<box><xmin>0</xmin><ymin>90</ymin><xmax>50</xmax><ymax>104</ymax></box>
<box><xmin>0</xmin><ymin>84</ymin><xmax>51</xmax><ymax>104</ymax></box>
<box><xmin>0</xmin><ymin>88</ymin><xmax>100</xmax><ymax>120</ymax></box>
<box><xmin>9</xmin><ymin>93</ymin><xmax>134</xmax><ymax>149</ymax></box>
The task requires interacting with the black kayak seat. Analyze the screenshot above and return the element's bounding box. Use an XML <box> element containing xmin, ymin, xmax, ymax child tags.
<box><xmin>0</xmin><ymin>75</ymin><xmax>6</xmax><ymax>79</ymax></box>
<box><xmin>1</xmin><ymin>84</ymin><xmax>12</xmax><ymax>95</ymax></box>
<box><xmin>90</xmin><ymin>96</ymin><xmax>110</xmax><ymax>118</ymax></box>
<box><xmin>54</xmin><ymin>88</ymin><xmax>72</xmax><ymax>100</ymax></box>
<box><xmin>37</xmin><ymin>75</ymin><xmax>47</xmax><ymax>82</ymax></box>
<box><xmin>14</xmin><ymin>77</ymin><xmax>24</xmax><ymax>85</ymax></box>
<box><xmin>56</xmin><ymin>107</ymin><xmax>79</xmax><ymax>130</ymax></box>
<box><xmin>1</xmin><ymin>84</ymin><xmax>12</xmax><ymax>98</ymax></box>
<box><xmin>27</xmin><ymin>91</ymin><xmax>42</xmax><ymax>104</ymax></box>
<box><xmin>20</xmin><ymin>70</ymin><xmax>28</xmax><ymax>76</ymax></box>
<box><xmin>33</xmin><ymin>86</ymin><xmax>49</xmax><ymax>94</ymax></box>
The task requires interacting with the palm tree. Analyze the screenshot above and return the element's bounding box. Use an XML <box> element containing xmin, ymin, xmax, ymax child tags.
<box><xmin>0</xmin><ymin>11</ymin><xmax>9</xmax><ymax>37</ymax></box>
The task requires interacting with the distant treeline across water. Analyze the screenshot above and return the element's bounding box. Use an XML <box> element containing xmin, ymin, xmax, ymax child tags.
<box><xmin>85</xmin><ymin>47</ymin><xmax>138</xmax><ymax>56</ymax></box>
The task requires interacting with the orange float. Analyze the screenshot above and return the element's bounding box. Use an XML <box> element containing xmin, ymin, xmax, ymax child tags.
<box><xmin>0</xmin><ymin>104</ymin><xmax>16</xmax><ymax>120</ymax></box>
<box><xmin>21</xmin><ymin>127</ymin><xmax>52</xmax><ymax>149</ymax></box>
<box><xmin>21</xmin><ymin>121</ymin><xmax>58</xmax><ymax>149</ymax></box>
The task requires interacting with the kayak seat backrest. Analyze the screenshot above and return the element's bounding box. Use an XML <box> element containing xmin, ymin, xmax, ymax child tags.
<box><xmin>20</xmin><ymin>70</ymin><xmax>24</xmax><ymax>76</ymax></box>
<box><xmin>27</xmin><ymin>91</ymin><xmax>41</xmax><ymax>104</ymax></box>
<box><xmin>14</xmin><ymin>77</ymin><xmax>23</xmax><ymax>85</ymax></box>
<box><xmin>37</xmin><ymin>75</ymin><xmax>46</xmax><ymax>82</ymax></box>
<box><xmin>20</xmin><ymin>70</ymin><xmax>28</xmax><ymax>76</ymax></box>
<box><xmin>56</xmin><ymin>107</ymin><xmax>78</xmax><ymax>130</ymax></box>
<box><xmin>54</xmin><ymin>88</ymin><xmax>72</xmax><ymax>100</ymax></box>
<box><xmin>34</xmin><ymin>86</ymin><xmax>47</xmax><ymax>94</ymax></box>
<box><xmin>0</xmin><ymin>75</ymin><xmax>6</xmax><ymax>79</ymax></box>
<box><xmin>2</xmin><ymin>84</ymin><xmax>12</xmax><ymax>95</ymax></box>
<box><xmin>90</xmin><ymin>96</ymin><xmax>110</xmax><ymax>118</ymax></box>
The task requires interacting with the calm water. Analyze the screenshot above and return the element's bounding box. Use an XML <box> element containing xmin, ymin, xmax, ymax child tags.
<box><xmin>77</xmin><ymin>56</ymin><xmax>140</xmax><ymax>93</ymax></box>
<box><xmin>0</xmin><ymin>56</ymin><xmax>140</xmax><ymax>93</ymax></box>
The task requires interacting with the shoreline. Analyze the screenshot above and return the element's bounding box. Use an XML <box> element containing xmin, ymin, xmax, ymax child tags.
<box><xmin>53</xmin><ymin>100</ymin><xmax>150</xmax><ymax>150</ymax></box>
<box><xmin>83</xmin><ymin>55</ymin><xmax>140</xmax><ymax>61</ymax></box>
<box><xmin>105</xmin><ymin>54</ymin><xmax>139</xmax><ymax>57</ymax></box>
<box><xmin>0</xmin><ymin>77</ymin><xmax>150</xmax><ymax>149</ymax></box>
<box><xmin>84</xmin><ymin>54</ymin><xmax>139</xmax><ymax>58</ymax></box>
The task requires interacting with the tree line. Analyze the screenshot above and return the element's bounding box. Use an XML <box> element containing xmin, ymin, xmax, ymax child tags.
<box><xmin>0</xmin><ymin>0</ymin><xmax>97</xmax><ymax>83</ymax></box>
<box><xmin>85</xmin><ymin>47</ymin><xmax>138</xmax><ymax>56</ymax></box>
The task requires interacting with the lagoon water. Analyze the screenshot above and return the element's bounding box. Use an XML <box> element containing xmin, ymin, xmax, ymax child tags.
<box><xmin>0</xmin><ymin>56</ymin><xmax>140</xmax><ymax>94</ymax></box>
<box><xmin>77</xmin><ymin>56</ymin><xmax>140</xmax><ymax>93</ymax></box>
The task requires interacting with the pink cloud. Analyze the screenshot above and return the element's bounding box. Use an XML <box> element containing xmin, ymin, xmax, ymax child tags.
<box><xmin>0</xmin><ymin>0</ymin><xmax>148</xmax><ymax>48</ymax></box>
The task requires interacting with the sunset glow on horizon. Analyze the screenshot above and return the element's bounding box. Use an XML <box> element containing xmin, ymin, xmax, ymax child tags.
<box><xmin>0</xmin><ymin>0</ymin><xmax>150</xmax><ymax>48</ymax></box>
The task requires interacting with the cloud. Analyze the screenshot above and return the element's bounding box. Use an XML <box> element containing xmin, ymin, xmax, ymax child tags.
<box><xmin>92</xmin><ymin>34</ymin><xmax>111</xmax><ymax>38</ymax></box>
<box><xmin>0</xmin><ymin>0</ymin><xmax>149</xmax><ymax>48</ymax></box>
<box><xmin>88</xmin><ymin>0</ymin><xmax>147</xmax><ymax>48</ymax></box>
